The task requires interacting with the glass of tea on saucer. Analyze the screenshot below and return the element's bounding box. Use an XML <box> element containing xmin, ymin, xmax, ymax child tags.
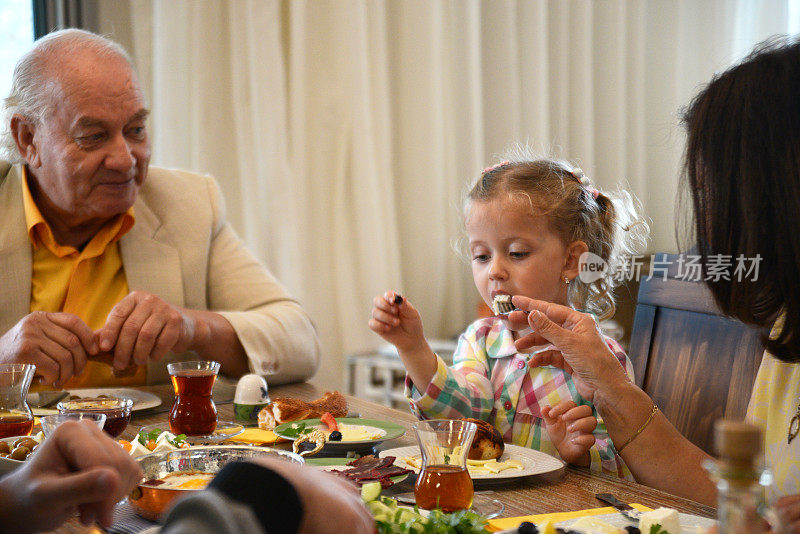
<box><xmin>412</xmin><ymin>419</ymin><xmax>477</xmax><ymax>512</ymax></box>
<box><xmin>0</xmin><ymin>364</ymin><xmax>35</xmax><ymax>439</ymax></box>
<box><xmin>168</xmin><ymin>360</ymin><xmax>220</xmax><ymax>436</ymax></box>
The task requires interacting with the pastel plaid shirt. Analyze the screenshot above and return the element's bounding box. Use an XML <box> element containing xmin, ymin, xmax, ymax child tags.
<box><xmin>405</xmin><ymin>317</ymin><xmax>634</xmax><ymax>479</ymax></box>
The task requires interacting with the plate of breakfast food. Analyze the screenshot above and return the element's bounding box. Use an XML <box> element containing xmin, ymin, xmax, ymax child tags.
<box><xmin>380</xmin><ymin>443</ymin><xmax>563</xmax><ymax>481</ymax></box>
<box><xmin>29</xmin><ymin>388</ymin><xmax>161</xmax><ymax>416</ymax></box>
<box><xmin>379</xmin><ymin>417</ymin><xmax>562</xmax><ymax>481</ymax></box>
<box><xmin>130</xmin><ymin>445</ymin><xmax>303</xmax><ymax>521</ymax></box>
<box><xmin>274</xmin><ymin>417</ymin><xmax>405</xmax><ymax>451</ymax></box>
<box><xmin>306</xmin><ymin>455</ymin><xmax>412</xmax><ymax>488</ymax></box>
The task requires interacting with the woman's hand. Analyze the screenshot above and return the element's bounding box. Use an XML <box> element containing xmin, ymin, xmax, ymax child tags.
<box><xmin>542</xmin><ymin>400</ymin><xmax>596</xmax><ymax>467</ymax></box>
<box><xmin>509</xmin><ymin>296</ymin><xmax>630</xmax><ymax>404</ymax></box>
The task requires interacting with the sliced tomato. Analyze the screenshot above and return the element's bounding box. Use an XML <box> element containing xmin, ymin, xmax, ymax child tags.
<box><xmin>320</xmin><ymin>411</ymin><xmax>339</xmax><ymax>432</ymax></box>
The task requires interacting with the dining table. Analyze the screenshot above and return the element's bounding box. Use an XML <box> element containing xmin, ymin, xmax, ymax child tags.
<box><xmin>52</xmin><ymin>378</ymin><xmax>716</xmax><ymax>533</ymax></box>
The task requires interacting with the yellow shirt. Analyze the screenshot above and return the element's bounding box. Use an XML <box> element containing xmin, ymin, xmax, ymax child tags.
<box><xmin>23</xmin><ymin>168</ymin><xmax>146</xmax><ymax>388</ymax></box>
<box><xmin>746</xmin><ymin>316</ymin><xmax>800</xmax><ymax>501</ymax></box>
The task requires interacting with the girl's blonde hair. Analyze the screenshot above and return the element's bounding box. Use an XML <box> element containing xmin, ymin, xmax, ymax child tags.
<box><xmin>464</xmin><ymin>147</ymin><xmax>649</xmax><ymax>320</ymax></box>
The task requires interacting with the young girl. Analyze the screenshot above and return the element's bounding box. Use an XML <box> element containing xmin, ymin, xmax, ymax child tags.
<box><xmin>369</xmin><ymin>152</ymin><xmax>647</xmax><ymax>477</ymax></box>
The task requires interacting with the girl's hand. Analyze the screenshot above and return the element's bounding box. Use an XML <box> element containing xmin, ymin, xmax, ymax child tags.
<box><xmin>368</xmin><ymin>291</ymin><xmax>426</xmax><ymax>353</ymax></box>
<box><xmin>510</xmin><ymin>296</ymin><xmax>630</xmax><ymax>405</ymax></box>
<box><xmin>542</xmin><ymin>401</ymin><xmax>596</xmax><ymax>467</ymax></box>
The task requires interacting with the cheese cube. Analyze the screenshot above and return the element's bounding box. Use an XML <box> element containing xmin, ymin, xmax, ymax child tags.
<box><xmin>639</xmin><ymin>507</ymin><xmax>681</xmax><ymax>534</ymax></box>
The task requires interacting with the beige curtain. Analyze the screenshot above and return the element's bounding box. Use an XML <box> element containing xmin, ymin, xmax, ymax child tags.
<box><xmin>98</xmin><ymin>0</ymin><xmax>798</xmax><ymax>390</ymax></box>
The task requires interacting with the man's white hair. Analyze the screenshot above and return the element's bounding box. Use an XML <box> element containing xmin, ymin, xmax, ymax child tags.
<box><xmin>0</xmin><ymin>29</ymin><xmax>135</xmax><ymax>162</ymax></box>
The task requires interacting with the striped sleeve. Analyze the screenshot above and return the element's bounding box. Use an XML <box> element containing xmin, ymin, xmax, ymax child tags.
<box><xmin>404</xmin><ymin>328</ymin><xmax>495</xmax><ymax>420</ymax></box>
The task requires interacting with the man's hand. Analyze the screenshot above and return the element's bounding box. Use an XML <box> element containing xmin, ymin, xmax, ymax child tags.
<box><xmin>0</xmin><ymin>420</ymin><xmax>142</xmax><ymax>532</ymax></box>
<box><xmin>0</xmin><ymin>312</ymin><xmax>97</xmax><ymax>386</ymax></box>
<box><xmin>95</xmin><ymin>291</ymin><xmax>200</xmax><ymax>371</ymax></box>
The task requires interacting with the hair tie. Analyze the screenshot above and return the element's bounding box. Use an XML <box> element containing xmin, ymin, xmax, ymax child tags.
<box><xmin>483</xmin><ymin>160</ymin><xmax>510</xmax><ymax>174</ymax></box>
<box><xmin>571</xmin><ymin>167</ymin><xmax>600</xmax><ymax>199</ymax></box>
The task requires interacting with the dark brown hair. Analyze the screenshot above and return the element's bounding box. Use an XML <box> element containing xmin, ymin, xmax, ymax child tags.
<box><xmin>682</xmin><ymin>36</ymin><xmax>800</xmax><ymax>362</ymax></box>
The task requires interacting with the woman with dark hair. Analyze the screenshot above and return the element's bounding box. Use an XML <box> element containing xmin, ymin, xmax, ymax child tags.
<box><xmin>508</xmin><ymin>36</ymin><xmax>800</xmax><ymax>528</ymax></box>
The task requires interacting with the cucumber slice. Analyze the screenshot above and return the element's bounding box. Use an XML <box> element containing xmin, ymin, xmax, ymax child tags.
<box><xmin>361</xmin><ymin>481</ymin><xmax>382</xmax><ymax>502</ymax></box>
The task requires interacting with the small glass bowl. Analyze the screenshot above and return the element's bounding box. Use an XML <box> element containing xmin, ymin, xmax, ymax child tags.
<box><xmin>41</xmin><ymin>413</ymin><xmax>107</xmax><ymax>437</ymax></box>
<box><xmin>57</xmin><ymin>397</ymin><xmax>133</xmax><ymax>438</ymax></box>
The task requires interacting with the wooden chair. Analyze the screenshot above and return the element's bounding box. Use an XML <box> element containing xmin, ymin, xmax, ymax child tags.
<box><xmin>627</xmin><ymin>253</ymin><xmax>766</xmax><ymax>454</ymax></box>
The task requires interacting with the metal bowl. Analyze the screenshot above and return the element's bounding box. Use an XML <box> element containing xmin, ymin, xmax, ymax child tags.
<box><xmin>129</xmin><ymin>445</ymin><xmax>304</xmax><ymax>521</ymax></box>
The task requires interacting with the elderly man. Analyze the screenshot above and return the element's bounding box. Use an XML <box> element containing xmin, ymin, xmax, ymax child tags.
<box><xmin>0</xmin><ymin>29</ymin><xmax>320</xmax><ymax>387</ymax></box>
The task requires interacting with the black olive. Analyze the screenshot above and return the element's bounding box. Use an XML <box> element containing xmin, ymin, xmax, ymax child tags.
<box><xmin>329</xmin><ymin>430</ymin><xmax>342</xmax><ymax>441</ymax></box>
<box><xmin>624</xmin><ymin>527</ymin><xmax>641</xmax><ymax>534</ymax></box>
<box><xmin>517</xmin><ymin>521</ymin><xmax>538</xmax><ymax>534</ymax></box>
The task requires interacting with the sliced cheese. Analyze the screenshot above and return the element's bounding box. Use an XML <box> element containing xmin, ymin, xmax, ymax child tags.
<box><xmin>570</xmin><ymin>517</ymin><xmax>625</xmax><ymax>533</ymax></box>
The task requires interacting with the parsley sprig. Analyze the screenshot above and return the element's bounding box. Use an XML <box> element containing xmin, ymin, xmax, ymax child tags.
<box><xmin>137</xmin><ymin>428</ymin><xmax>188</xmax><ymax>448</ymax></box>
<box><xmin>281</xmin><ymin>422</ymin><xmax>315</xmax><ymax>438</ymax></box>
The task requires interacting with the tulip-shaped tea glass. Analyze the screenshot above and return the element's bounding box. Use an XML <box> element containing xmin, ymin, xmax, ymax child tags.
<box><xmin>168</xmin><ymin>360</ymin><xmax>220</xmax><ymax>436</ymax></box>
<box><xmin>0</xmin><ymin>364</ymin><xmax>35</xmax><ymax>438</ymax></box>
<box><xmin>412</xmin><ymin>419</ymin><xmax>477</xmax><ymax>512</ymax></box>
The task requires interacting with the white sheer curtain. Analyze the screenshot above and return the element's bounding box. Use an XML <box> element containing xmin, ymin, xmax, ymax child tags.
<box><xmin>102</xmin><ymin>0</ymin><xmax>797</xmax><ymax>389</ymax></box>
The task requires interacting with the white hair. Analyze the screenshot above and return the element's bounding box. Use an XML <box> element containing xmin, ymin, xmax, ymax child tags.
<box><xmin>0</xmin><ymin>29</ymin><xmax>136</xmax><ymax>162</ymax></box>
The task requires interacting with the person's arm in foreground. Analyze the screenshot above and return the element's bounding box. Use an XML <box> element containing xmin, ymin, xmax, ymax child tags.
<box><xmin>162</xmin><ymin>457</ymin><xmax>374</xmax><ymax>534</ymax></box>
<box><xmin>509</xmin><ymin>296</ymin><xmax>717</xmax><ymax>505</ymax></box>
<box><xmin>0</xmin><ymin>420</ymin><xmax>142</xmax><ymax>533</ymax></box>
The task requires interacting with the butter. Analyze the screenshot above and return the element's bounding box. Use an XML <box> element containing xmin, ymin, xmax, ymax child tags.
<box><xmin>639</xmin><ymin>507</ymin><xmax>681</xmax><ymax>534</ymax></box>
<box><xmin>326</xmin><ymin>424</ymin><xmax>386</xmax><ymax>442</ymax></box>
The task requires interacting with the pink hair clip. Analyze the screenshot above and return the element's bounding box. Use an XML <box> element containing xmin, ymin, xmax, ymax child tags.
<box><xmin>571</xmin><ymin>168</ymin><xmax>599</xmax><ymax>199</ymax></box>
<box><xmin>483</xmin><ymin>160</ymin><xmax>510</xmax><ymax>174</ymax></box>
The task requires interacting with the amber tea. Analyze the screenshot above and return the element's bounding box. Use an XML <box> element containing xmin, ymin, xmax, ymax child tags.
<box><xmin>412</xmin><ymin>419</ymin><xmax>477</xmax><ymax>513</ymax></box>
<box><xmin>168</xmin><ymin>362</ymin><xmax>220</xmax><ymax>436</ymax></box>
<box><xmin>0</xmin><ymin>412</ymin><xmax>33</xmax><ymax>439</ymax></box>
<box><xmin>414</xmin><ymin>464</ymin><xmax>473</xmax><ymax>511</ymax></box>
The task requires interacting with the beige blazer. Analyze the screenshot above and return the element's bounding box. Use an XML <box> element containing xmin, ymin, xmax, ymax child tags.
<box><xmin>0</xmin><ymin>162</ymin><xmax>320</xmax><ymax>385</ymax></box>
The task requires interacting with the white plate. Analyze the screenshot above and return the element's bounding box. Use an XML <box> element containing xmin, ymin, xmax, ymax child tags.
<box><xmin>380</xmin><ymin>443</ymin><xmax>564</xmax><ymax>481</ymax></box>
<box><xmin>556</xmin><ymin>510</ymin><xmax>716</xmax><ymax>533</ymax></box>
<box><xmin>31</xmin><ymin>388</ymin><xmax>161</xmax><ymax>415</ymax></box>
<box><xmin>0</xmin><ymin>434</ymin><xmax>41</xmax><ymax>474</ymax></box>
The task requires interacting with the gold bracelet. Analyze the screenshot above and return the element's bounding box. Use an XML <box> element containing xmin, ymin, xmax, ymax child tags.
<box><xmin>616</xmin><ymin>404</ymin><xmax>659</xmax><ymax>453</ymax></box>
